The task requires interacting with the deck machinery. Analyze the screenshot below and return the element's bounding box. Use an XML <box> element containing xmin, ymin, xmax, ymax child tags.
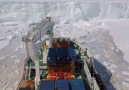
<box><xmin>17</xmin><ymin>17</ymin><xmax>106</xmax><ymax>90</ymax></box>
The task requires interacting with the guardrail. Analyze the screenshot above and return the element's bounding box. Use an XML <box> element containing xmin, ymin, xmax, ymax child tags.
<box><xmin>71</xmin><ymin>39</ymin><xmax>100</xmax><ymax>90</ymax></box>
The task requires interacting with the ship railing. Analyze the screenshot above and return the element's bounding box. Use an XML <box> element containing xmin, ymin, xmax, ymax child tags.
<box><xmin>72</xmin><ymin>39</ymin><xmax>100</xmax><ymax>90</ymax></box>
<box><xmin>83</xmin><ymin>54</ymin><xmax>100</xmax><ymax>90</ymax></box>
<box><xmin>28</xmin><ymin>63</ymin><xmax>31</xmax><ymax>80</ymax></box>
<box><xmin>93</xmin><ymin>77</ymin><xmax>100</xmax><ymax>90</ymax></box>
<box><xmin>83</xmin><ymin>58</ymin><xmax>93</xmax><ymax>89</ymax></box>
<box><xmin>34</xmin><ymin>78</ymin><xmax>38</xmax><ymax>90</ymax></box>
<box><xmin>72</xmin><ymin>39</ymin><xmax>94</xmax><ymax>65</ymax></box>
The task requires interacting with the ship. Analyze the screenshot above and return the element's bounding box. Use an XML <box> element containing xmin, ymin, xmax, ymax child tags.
<box><xmin>17</xmin><ymin>17</ymin><xmax>106</xmax><ymax>90</ymax></box>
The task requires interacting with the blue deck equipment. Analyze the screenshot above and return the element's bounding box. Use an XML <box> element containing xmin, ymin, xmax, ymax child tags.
<box><xmin>55</xmin><ymin>79</ymin><xmax>69</xmax><ymax>90</ymax></box>
<box><xmin>47</xmin><ymin>48</ymin><xmax>76</xmax><ymax>65</ymax></box>
<box><xmin>39</xmin><ymin>80</ymin><xmax>55</xmax><ymax>90</ymax></box>
<box><xmin>69</xmin><ymin>79</ymin><xmax>85</xmax><ymax>90</ymax></box>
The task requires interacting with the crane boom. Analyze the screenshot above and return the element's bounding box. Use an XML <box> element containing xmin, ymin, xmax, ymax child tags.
<box><xmin>24</xmin><ymin>17</ymin><xmax>54</xmax><ymax>87</ymax></box>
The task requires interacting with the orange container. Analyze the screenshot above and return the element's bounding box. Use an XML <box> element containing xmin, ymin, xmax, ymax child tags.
<box><xmin>26</xmin><ymin>80</ymin><xmax>34</xmax><ymax>86</ymax></box>
<box><xmin>52</xmin><ymin>38</ymin><xmax>70</xmax><ymax>48</ymax></box>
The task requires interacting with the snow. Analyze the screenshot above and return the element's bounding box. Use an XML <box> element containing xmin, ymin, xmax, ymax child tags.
<box><xmin>122</xmin><ymin>71</ymin><xmax>129</xmax><ymax>75</ymax></box>
<box><xmin>0</xmin><ymin>1</ymin><xmax>129</xmax><ymax>90</ymax></box>
<box><xmin>94</xmin><ymin>54</ymin><xmax>100</xmax><ymax>59</ymax></box>
<box><xmin>122</xmin><ymin>81</ymin><xmax>129</xmax><ymax>89</ymax></box>
<box><xmin>0</xmin><ymin>24</ymin><xmax>28</xmax><ymax>90</ymax></box>
<box><xmin>1</xmin><ymin>0</ymin><xmax>129</xmax><ymax>2</ymax></box>
<box><xmin>0</xmin><ymin>64</ymin><xmax>6</xmax><ymax>68</ymax></box>
<box><xmin>13</xmin><ymin>59</ymin><xmax>21</xmax><ymax>64</ymax></box>
<box><xmin>0</xmin><ymin>40</ymin><xmax>10</xmax><ymax>50</ymax></box>
<box><xmin>0</xmin><ymin>56</ymin><xmax>5</xmax><ymax>61</ymax></box>
<box><xmin>105</xmin><ymin>20</ymin><xmax>129</xmax><ymax>62</ymax></box>
<box><xmin>1</xmin><ymin>2</ymin><xmax>129</xmax><ymax>24</ymax></box>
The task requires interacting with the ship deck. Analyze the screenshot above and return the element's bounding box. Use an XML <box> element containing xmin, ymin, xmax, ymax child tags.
<box><xmin>24</xmin><ymin>40</ymin><xmax>93</xmax><ymax>90</ymax></box>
